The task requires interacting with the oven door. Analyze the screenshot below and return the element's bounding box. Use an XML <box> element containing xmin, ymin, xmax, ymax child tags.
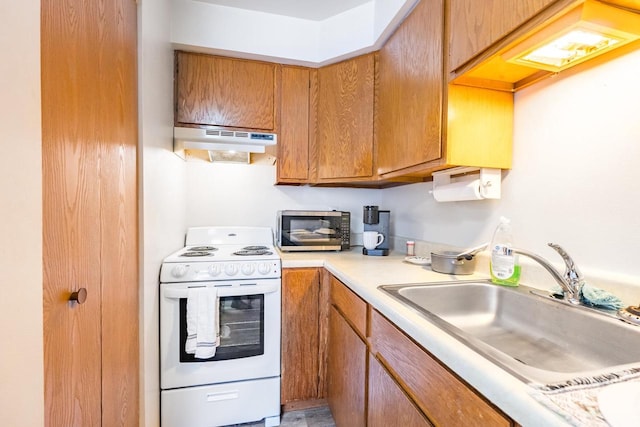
<box><xmin>160</xmin><ymin>279</ymin><xmax>281</xmax><ymax>390</ymax></box>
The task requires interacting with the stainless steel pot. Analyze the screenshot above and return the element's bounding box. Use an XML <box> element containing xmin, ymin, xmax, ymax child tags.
<box><xmin>430</xmin><ymin>250</ymin><xmax>477</xmax><ymax>275</ymax></box>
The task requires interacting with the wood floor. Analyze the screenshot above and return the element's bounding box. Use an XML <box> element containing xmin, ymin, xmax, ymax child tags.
<box><xmin>233</xmin><ymin>406</ymin><xmax>336</xmax><ymax>427</ymax></box>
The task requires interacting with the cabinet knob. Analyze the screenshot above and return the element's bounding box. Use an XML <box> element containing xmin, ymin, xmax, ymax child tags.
<box><xmin>69</xmin><ymin>288</ymin><xmax>88</xmax><ymax>304</ymax></box>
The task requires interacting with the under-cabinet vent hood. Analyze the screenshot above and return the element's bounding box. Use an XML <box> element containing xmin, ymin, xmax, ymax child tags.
<box><xmin>173</xmin><ymin>127</ymin><xmax>277</xmax><ymax>155</ymax></box>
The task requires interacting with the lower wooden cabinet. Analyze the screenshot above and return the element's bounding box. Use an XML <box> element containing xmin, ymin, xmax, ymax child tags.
<box><xmin>281</xmin><ymin>268</ymin><xmax>322</xmax><ymax>405</ymax></box>
<box><xmin>327</xmin><ymin>305</ymin><xmax>367</xmax><ymax>427</ymax></box>
<box><xmin>368</xmin><ymin>354</ymin><xmax>433</xmax><ymax>427</ymax></box>
<box><xmin>369</xmin><ymin>309</ymin><xmax>512</xmax><ymax>426</ymax></box>
<box><xmin>294</xmin><ymin>272</ymin><xmax>515</xmax><ymax>426</ymax></box>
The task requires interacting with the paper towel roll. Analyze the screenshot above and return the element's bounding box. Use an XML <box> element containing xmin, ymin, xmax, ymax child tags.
<box><xmin>433</xmin><ymin>179</ymin><xmax>483</xmax><ymax>202</ymax></box>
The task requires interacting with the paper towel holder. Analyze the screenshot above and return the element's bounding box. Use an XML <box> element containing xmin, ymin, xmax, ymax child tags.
<box><xmin>431</xmin><ymin>167</ymin><xmax>502</xmax><ymax>201</ymax></box>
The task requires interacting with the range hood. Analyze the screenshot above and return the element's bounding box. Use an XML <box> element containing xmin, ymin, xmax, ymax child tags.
<box><xmin>173</xmin><ymin>127</ymin><xmax>277</xmax><ymax>156</ymax></box>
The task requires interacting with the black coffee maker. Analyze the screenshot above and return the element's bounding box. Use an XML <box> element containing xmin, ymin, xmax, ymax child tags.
<box><xmin>362</xmin><ymin>206</ymin><xmax>390</xmax><ymax>256</ymax></box>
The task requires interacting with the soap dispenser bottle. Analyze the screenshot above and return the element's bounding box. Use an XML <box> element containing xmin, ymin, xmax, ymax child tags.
<box><xmin>490</xmin><ymin>217</ymin><xmax>520</xmax><ymax>286</ymax></box>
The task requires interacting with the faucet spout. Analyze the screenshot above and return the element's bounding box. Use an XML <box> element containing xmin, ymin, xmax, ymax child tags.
<box><xmin>511</xmin><ymin>244</ymin><xmax>584</xmax><ymax>305</ymax></box>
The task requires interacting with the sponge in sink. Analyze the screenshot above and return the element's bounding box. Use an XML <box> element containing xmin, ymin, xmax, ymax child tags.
<box><xmin>581</xmin><ymin>284</ymin><xmax>624</xmax><ymax>310</ymax></box>
<box><xmin>552</xmin><ymin>283</ymin><xmax>624</xmax><ymax>310</ymax></box>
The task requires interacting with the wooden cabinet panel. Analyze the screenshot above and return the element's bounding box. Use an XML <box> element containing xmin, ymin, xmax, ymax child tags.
<box><xmin>368</xmin><ymin>354</ymin><xmax>433</xmax><ymax>427</ymax></box>
<box><xmin>317</xmin><ymin>54</ymin><xmax>375</xmax><ymax>180</ymax></box>
<box><xmin>277</xmin><ymin>66</ymin><xmax>311</xmax><ymax>183</ymax></box>
<box><xmin>42</xmin><ymin>0</ymin><xmax>139</xmax><ymax>425</ymax></box>
<box><xmin>369</xmin><ymin>310</ymin><xmax>511</xmax><ymax>427</ymax></box>
<box><xmin>327</xmin><ymin>306</ymin><xmax>367</xmax><ymax>427</ymax></box>
<box><xmin>448</xmin><ymin>0</ymin><xmax>558</xmax><ymax>72</ymax></box>
<box><xmin>281</xmin><ymin>268</ymin><xmax>321</xmax><ymax>404</ymax></box>
<box><xmin>330</xmin><ymin>276</ymin><xmax>367</xmax><ymax>338</ymax></box>
<box><xmin>175</xmin><ymin>51</ymin><xmax>276</xmax><ymax>130</ymax></box>
<box><xmin>376</xmin><ymin>0</ymin><xmax>443</xmax><ymax>175</ymax></box>
<box><xmin>445</xmin><ymin>84</ymin><xmax>513</xmax><ymax>168</ymax></box>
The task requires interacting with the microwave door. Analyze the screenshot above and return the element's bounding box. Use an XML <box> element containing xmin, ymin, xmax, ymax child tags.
<box><xmin>282</xmin><ymin>215</ymin><xmax>342</xmax><ymax>249</ymax></box>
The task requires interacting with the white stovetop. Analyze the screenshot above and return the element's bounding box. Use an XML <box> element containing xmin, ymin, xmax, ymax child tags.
<box><xmin>163</xmin><ymin>244</ymin><xmax>278</xmax><ymax>263</ymax></box>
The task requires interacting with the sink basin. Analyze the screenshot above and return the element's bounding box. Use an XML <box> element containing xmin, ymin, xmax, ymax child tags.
<box><xmin>379</xmin><ymin>280</ymin><xmax>640</xmax><ymax>383</ymax></box>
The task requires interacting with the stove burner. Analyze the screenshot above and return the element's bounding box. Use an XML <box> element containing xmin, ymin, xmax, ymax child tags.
<box><xmin>243</xmin><ymin>245</ymin><xmax>268</xmax><ymax>251</ymax></box>
<box><xmin>188</xmin><ymin>246</ymin><xmax>218</xmax><ymax>252</ymax></box>
<box><xmin>233</xmin><ymin>249</ymin><xmax>273</xmax><ymax>256</ymax></box>
<box><xmin>181</xmin><ymin>251</ymin><xmax>213</xmax><ymax>257</ymax></box>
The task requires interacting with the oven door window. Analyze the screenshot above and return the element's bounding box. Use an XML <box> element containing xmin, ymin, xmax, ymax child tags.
<box><xmin>179</xmin><ymin>294</ymin><xmax>265</xmax><ymax>362</ymax></box>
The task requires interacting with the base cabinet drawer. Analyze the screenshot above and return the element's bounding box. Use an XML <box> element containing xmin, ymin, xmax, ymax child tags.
<box><xmin>368</xmin><ymin>353</ymin><xmax>433</xmax><ymax>427</ymax></box>
<box><xmin>329</xmin><ymin>276</ymin><xmax>367</xmax><ymax>337</ymax></box>
<box><xmin>369</xmin><ymin>309</ymin><xmax>512</xmax><ymax>427</ymax></box>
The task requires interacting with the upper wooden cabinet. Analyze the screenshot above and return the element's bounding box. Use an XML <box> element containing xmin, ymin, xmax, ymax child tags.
<box><xmin>446</xmin><ymin>0</ymin><xmax>639</xmax><ymax>91</ymax></box>
<box><xmin>316</xmin><ymin>54</ymin><xmax>375</xmax><ymax>181</ymax></box>
<box><xmin>448</xmin><ymin>0</ymin><xmax>559</xmax><ymax>73</ymax></box>
<box><xmin>277</xmin><ymin>66</ymin><xmax>312</xmax><ymax>184</ymax></box>
<box><xmin>375</xmin><ymin>0</ymin><xmax>512</xmax><ymax>180</ymax></box>
<box><xmin>175</xmin><ymin>51</ymin><xmax>278</xmax><ymax>130</ymax></box>
<box><xmin>376</xmin><ymin>0</ymin><xmax>443</xmax><ymax>176</ymax></box>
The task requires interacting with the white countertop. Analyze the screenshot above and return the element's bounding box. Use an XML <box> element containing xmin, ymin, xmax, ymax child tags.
<box><xmin>279</xmin><ymin>247</ymin><xmax>569</xmax><ymax>427</ymax></box>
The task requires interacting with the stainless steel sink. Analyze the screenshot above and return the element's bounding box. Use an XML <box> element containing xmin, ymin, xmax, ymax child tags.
<box><xmin>379</xmin><ymin>280</ymin><xmax>640</xmax><ymax>383</ymax></box>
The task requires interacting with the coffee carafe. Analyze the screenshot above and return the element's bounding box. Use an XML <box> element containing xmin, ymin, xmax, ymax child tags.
<box><xmin>362</xmin><ymin>206</ymin><xmax>390</xmax><ymax>256</ymax></box>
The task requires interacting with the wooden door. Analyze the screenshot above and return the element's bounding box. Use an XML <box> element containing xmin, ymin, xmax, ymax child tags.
<box><xmin>277</xmin><ymin>66</ymin><xmax>312</xmax><ymax>183</ymax></box>
<box><xmin>376</xmin><ymin>0</ymin><xmax>443</xmax><ymax>175</ymax></box>
<box><xmin>369</xmin><ymin>310</ymin><xmax>511</xmax><ymax>426</ymax></box>
<box><xmin>175</xmin><ymin>52</ymin><xmax>277</xmax><ymax>130</ymax></box>
<box><xmin>41</xmin><ymin>0</ymin><xmax>139</xmax><ymax>425</ymax></box>
<box><xmin>448</xmin><ymin>0</ymin><xmax>558</xmax><ymax>71</ymax></box>
<box><xmin>326</xmin><ymin>306</ymin><xmax>366</xmax><ymax>427</ymax></box>
<box><xmin>368</xmin><ymin>354</ymin><xmax>433</xmax><ymax>427</ymax></box>
<box><xmin>281</xmin><ymin>268</ymin><xmax>320</xmax><ymax>404</ymax></box>
<box><xmin>317</xmin><ymin>54</ymin><xmax>374</xmax><ymax>180</ymax></box>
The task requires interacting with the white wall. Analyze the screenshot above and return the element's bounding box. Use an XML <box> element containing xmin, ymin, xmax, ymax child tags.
<box><xmin>170</xmin><ymin>0</ymin><xmax>417</xmax><ymax>66</ymax></box>
<box><xmin>383</xmin><ymin>48</ymin><xmax>640</xmax><ymax>281</ymax></box>
<box><xmin>140</xmin><ymin>0</ymin><xmax>188</xmax><ymax>425</ymax></box>
<box><xmin>0</xmin><ymin>1</ymin><xmax>44</xmax><ymax>426</ymax></box>
<box><xmin>184</xmin><ymin>162</ymin><xmax>382</xmax><ymax>233</ymax></box>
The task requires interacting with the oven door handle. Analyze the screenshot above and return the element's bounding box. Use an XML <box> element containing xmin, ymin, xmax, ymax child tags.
<box><xmin>164</xmin><ymin>283</ymin><xmax>279</xmax><ymax>299</ymax></box>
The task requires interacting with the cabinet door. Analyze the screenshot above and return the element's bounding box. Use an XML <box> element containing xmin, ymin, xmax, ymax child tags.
<box><xmin>175</xmin><ymin>52</ymin><xmax>277</xmax><ymax>130</ymax></box>
<box><xmin>327</xmin><ymin>306</ymin><xmax>366</xmax><ymax>427</ymax></box>
<box><xmin>368</xmin><ymin>354</ymin><xmax>433</xmax><ymax>427</ymax></box>
<box><xmin>277</xmin><ymin>66</ymin><xmax>311</xmax><ymax>183</ymax></box>
<box><xmin>370</xmin><ymin>310</ymin><xmax>511</xmax><ymax>426</ymax></box>
<box><xmin>42</xmin><ymin>0</ymin><xmax>139</xmax><ymax>425</ymax></box>
<box><xmin>281</xmin><ymin>268</ymin><xmax>320</xmax><ymax>404</ymax></box>
<box><xmin>317</xmin><ymin>54</ymin><xmax>374</xmax><ymax>180</ymax></box>
<box><xmin>448</xmin><ymin>0</ymin><xmax>558</xmax><ymax>72</ymax></box>
<box><xmin>376</xmin><ymin>0</ymin><xmax>443</xmax><ymax>175</ymax></box>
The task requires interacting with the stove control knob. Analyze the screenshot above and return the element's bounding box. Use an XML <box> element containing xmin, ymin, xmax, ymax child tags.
<box><xmin>258</xmin><ymin>262</ymin><xmax>272</xmax><ymax>275</ymax></box>
<box><xmin>172</xmin><ymin>265</ymin><xmax>188</xmax><ymax>278</ymax></box>
<box><xmin>241</xmin><ymin>263</ymin><xmax>255</xmax><ymax>276</ymax></box>
<box><xmin>224</xmin><ymin>263</ymin><xmax>238</xmax><ymax>276</ymax></box>
<box><xmin>208</xmin><ymin>264</ymin><xmax>221</xmax><ymax>277</ymax></box>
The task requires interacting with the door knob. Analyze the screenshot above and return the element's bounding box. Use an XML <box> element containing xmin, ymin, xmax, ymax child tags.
<box><xmin>69</xmin><ymin>288</ymin><xmax>87</xmax><ymax>304</ymax></box>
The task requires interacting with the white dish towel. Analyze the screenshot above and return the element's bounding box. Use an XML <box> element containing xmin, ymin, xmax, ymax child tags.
<box><xmin>185</xmin><ymin>286</ymin><xmax>220</xmax><ymax>359</ymax></box>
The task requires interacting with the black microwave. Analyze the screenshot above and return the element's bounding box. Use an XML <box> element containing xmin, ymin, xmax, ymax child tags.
<box><xmin>277</xmin><ymin>210</ymin><xmax>350</xmax><ymax>251</ymax></box>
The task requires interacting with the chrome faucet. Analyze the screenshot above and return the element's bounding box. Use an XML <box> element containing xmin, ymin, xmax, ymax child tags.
<box><xmin>511</xmin><ymin>243</ymin><xmax>585</xmax><ymax>305</ymax></box>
